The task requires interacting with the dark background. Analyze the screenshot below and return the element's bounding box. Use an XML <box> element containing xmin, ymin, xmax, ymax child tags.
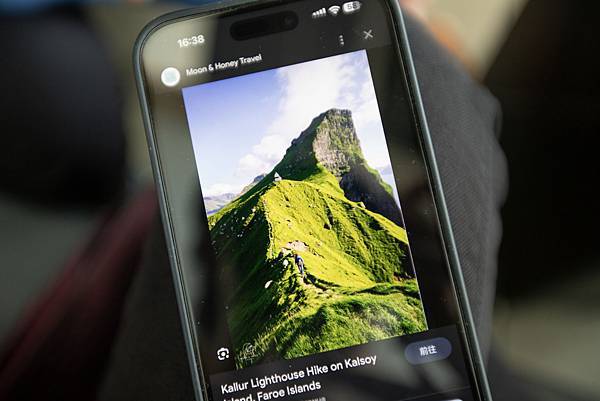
<box><xmin>1</xmin><ymin>0</ymin><xmax>598</xmax><ymax>400</ymax></box>
<box><xmin>484</xmin><ymin>1</ymin><xmax>600</xmax><ymax>400</ymax></box>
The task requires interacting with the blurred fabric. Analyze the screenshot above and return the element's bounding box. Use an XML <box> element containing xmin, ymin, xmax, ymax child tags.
<box><xmin>0</xmin><ymin>0</ymin><xmax>598</xmax><ymax>400</ymax></box>
<box><xmin>0</xmin><ymin>191</ymin><xmax>157</xmax><ymax>400</ymax></box>
<box><xmin>485</xmin><ymin>1</ymin><xmax>600</xmax><ymax>397</ymax></box>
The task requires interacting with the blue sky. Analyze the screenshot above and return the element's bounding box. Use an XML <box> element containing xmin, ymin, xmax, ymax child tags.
<box><xmin>182</xmin><ymin>50</ymin><xmax>397</xmax><ymax>200</ymax></box>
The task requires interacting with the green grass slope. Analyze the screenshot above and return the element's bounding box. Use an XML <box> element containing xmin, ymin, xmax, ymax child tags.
<box><xmin>208</xmin><ymin>163</ymin><xmax>426</xmax><ymax>367</ymax></box>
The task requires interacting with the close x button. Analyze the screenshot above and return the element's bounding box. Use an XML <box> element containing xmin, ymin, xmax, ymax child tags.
<box><xmin>404</xmin><ymin>337</ymin><xmax>452</xmax><ymax>365</ymax></box>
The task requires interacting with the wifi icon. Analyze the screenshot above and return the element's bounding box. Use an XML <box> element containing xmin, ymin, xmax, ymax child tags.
<box><xmin>328</xmin><ymin>5</ymin><xmax>341</xmax><ymax>16</ymax></box>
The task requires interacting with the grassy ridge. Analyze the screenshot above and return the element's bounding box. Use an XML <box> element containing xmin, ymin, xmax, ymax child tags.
<box><xmin>208</xmin><ymin>164</ymin><xmax>426</xmax><ymax>367</ymax></box>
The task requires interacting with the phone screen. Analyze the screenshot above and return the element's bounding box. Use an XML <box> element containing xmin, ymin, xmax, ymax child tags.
<box><xmin>138</xmin><ymin>1</ymin><xmax>487</xmax><ymax>400</ymax></box>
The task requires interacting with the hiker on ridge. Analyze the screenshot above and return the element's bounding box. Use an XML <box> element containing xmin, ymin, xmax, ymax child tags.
<box><xmin>294</xmin><ymin>253</ymin><xmax>305</xmax><ymax>278</ymax></box>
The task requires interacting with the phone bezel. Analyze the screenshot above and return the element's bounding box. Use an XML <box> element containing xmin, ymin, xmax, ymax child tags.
<box><xmin>133</xmin><ymin>1</ymin><xmax>494</xmax><ymax>400</ymax></box>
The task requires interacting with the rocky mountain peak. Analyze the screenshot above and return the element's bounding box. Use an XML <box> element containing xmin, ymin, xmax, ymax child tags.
<box><xmin>275</xmin><ymin>108</ymin><xmax>404</xmax><ymax>226</ymax></box>
<box><xmin>283</xmin><ymin>108</ymin><xmax>362</xmax><ymax>177</ymax></box>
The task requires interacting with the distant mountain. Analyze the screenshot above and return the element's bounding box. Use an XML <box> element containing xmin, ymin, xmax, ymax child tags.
<box><xmin>204</xmin><ymin>193</ymin><xmax>236</xmax><ymax>216</ymax></box>
<box><xmin>208</xmin><ymin>109</ymin><xmax>425</xmax><ymax>368</ymax></box>
<box><xmin>240</xmin><ymin>173</ymin><xmax>266</xmax><ymax>195</ymax></box>
<box><xmin>203</xmin><ymin>174</ymin><xmax>266</xmax><ymax>216</ymax></box>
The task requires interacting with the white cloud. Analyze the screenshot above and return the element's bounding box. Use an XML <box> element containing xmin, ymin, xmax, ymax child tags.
<box><xmin>353</xmin><ymin>79</ymin><xmax>380</xmax><ymax>128</ymax></box>
<box><xmin>251</xmin><ymin>135</ymin><xmax>289</xmax><ymax>164</ymax></box>
<box><xmin>237</xmin><ymin>153</ymin><xmax>270</xmax><ymax>176</ymax></box>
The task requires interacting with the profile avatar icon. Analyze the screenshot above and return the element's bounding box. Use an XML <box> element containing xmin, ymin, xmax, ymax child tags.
<box><xmin>161</xmin><ymin>67</ymin><xmax>181</xmax><ymax>87</ymax></box>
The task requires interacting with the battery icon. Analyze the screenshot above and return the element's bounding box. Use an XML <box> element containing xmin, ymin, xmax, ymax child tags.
<box><xmin>342</xmin><ymin>1</ymin><xmax>361</xmax><ymax>14</ymax></box>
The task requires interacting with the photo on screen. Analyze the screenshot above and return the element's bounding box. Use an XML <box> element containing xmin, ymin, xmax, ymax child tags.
<box><xmin>182</xmin><ymin>50</ymin><xmax>427</xmax><ymax>368</ymax></box>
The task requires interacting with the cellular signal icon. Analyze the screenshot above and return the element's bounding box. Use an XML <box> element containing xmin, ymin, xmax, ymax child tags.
<box><xmin>311</xmin><ymin>7</ymin><xmax>327</xmax><ymax>19</ymax></box>
<box><xmin>328</xmin><ymin>5</ymin><xmax>341</xmax><ymax>16</ymax></box>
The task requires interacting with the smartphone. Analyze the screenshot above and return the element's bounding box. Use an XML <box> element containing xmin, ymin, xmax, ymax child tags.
<box><xmin>134</xmin><ymin>1</ymin><xmax>492</xmax><ymax>400</ymax></box>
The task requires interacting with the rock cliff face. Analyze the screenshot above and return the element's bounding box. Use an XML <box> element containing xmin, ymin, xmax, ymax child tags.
<box><xmin>312</xmin><ymin>109</ymin><xmax>361</xmax><ymax>176</ymax></box>
<box><xmin>339</xmin><ymin>163</ymin><xmax>403</xmax><ymax>226</ymax></box>
<box><xmin>277</xmin><ymin>109</ymin><xmax>403</xmax><ymax>226</ymax></box>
